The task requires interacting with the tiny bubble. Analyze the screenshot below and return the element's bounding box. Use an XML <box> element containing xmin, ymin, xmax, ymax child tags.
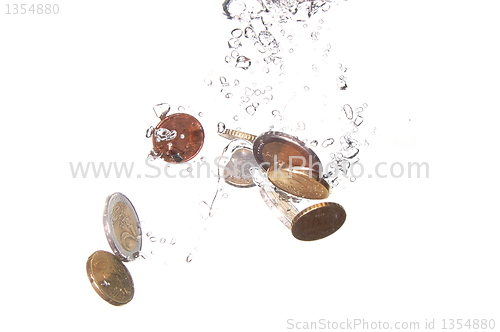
<box><xmin>170</xmin><ymin>237</ymin><xmax>176</xmax><ymax>245</ymax></box>
<box><xmin>146</xmin><ymin>231</ymin><xmax>152</xmax><ymax>237</ymax></box>
<box><xmin>304</xmin><ymin>86</ymin><xmax>310</xmax><ymax>91</ymax></box>
<box><xmin>310</xmin><ymin>140</ymin><xmax>318</xmax><ymax>147</ymax></box>
<box><xmin>160</xmin><ymin>237</ymin><xmax>166</xmax><ymax>244</ymax></box>
<box><xmin>180</xmin><ymin>134</ymin><xmax>185</xmax><ymax>139</ymax></box>
<box><xmin>186</xmin><ymin>254</ymin><xmax>193</xmax><ymax>263</ymax></box>
<box><xmin>150</xmin><ymin>236</ymin><xmax>157</xmax><ymax>242</ymax></box>
<box><xmin>233</xmin><ymin>115</ymin><xmax>239</xmax><ymax>121</ymax></box>
<box><xmin>217</xmin><ymin>122</ymin><xmax>226</xmax><ymax>133</ymax></box>
<box><xmin>178</xmin><ymin>106</ymin><xmax>185</xmax><ymax>112</ymax></box>
<box><xmin>223</xmin><ymin>193</ymin><xmax>228</xmax><ymax>199</ymax></box>
<box><xmin>225</xmin><ymin>93</ymin><xmax>233</xmax><ymax>98</ymax></box>
<box><xmin>198</xmin><ymin>112</ymin><xmax>203</xmax><ymax>117</ymax></box>
<box><xmin>201</xmin><ymin>156</ymin><xmax>207</xmax><ymax>162</ymax></box>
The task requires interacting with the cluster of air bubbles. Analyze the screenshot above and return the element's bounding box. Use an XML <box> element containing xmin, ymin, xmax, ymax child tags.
<box><xmin>342</xmin><ymin>103</ymin><xmax>365</xmax><ymax>128</ymax></box>
<box><xmin>154</xmin><ymin>128</ymin><xmax>177</xmax><ymax>142</ymax></box>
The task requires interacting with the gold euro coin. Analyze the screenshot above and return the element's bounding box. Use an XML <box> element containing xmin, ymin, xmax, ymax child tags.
<box><xmin>103</xmin><ymin>193</ymin><xmax>142</xmax><ymax>262</ymax></box>
<box><xmin>253</xmin><ymin>131</ymin><xmax>323</xmax><ymax>177</ymax></box>
<box><xmin>267</xmin><ymin>165</ymin><xmax>330</xmax><ymax>200</ymax></box>
<box><xmin>291</xmin><ymin>202</ymin><xmax>347</xmax><ymax>241</ymax></box>
<box><xmin>218</xmin><ymin>128</ymin><xmax>257</xmax><ymax>143</ymax></box>
<box><xmin>86</xmin><ymin>250</ymin><xmax>134</xmax><ymax>306</ymax></box>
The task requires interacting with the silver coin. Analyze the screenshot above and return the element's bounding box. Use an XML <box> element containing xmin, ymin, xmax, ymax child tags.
<box><xmin>224</xmin><ymin>147</ymin><xmax>259</xmax><ymax>188</ymax></box>
<box><xmin>103</xmin><ymin>193</ymin><xmax>142</xmax><ymax>261</ymax></box>
<box><xmin>259</xmin><ymin>183</ymin><xmax>299</xmax><ymax>229</ymax></box>
<box><xmin>253</xmin><ymin>131</ymin><xmax>323</xmax><ymax>176</ymax></box>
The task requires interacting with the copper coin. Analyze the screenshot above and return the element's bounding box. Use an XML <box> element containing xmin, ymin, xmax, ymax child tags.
<box><xmin>253</xmin><ymin>131</ymin><xmax>323</xmax><ymax>177</ymax></box>
<box><xmin>151</xmin><ymin>113</ymin><xmax>204</xmax><ymax>163</ymax></box>
<box><xmin>86</xmin><ymin>250</ymin><xmax>134</xmax><ymax>306</ymax></box>
<box><xmin>224</xmin><ymin>147</ymin><xmax>259</xmax><ymax>188</ymax></box>
<box><xmin>268</xmin><ymin>165</ymin><xmax>330</xmax><ymax>199</ymax></box>
<box><xmin>103</xmin><ymin>192</ymin><xmax>142</xmax><ymax>262</ymax></box>
<box><xmin>218</xmin><ymin>128</ymin><xmax>257</xmax><ymax>143</ymax></box>
<box><xmin>291</xmin><ymin>202</ymin><xmax>346</xmax><ymax>241</ymax></box>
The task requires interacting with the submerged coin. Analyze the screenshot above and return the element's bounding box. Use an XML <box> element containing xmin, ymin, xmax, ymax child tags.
<box><xmin>291</xmin><ymin>202</ymin><xmax>347</xmax><ymax>241</ymax></box>
<box><xmin>224</xmin><ymin>147</ymin><xmax>259</xmax><ymax>188</ymax></box>
<box><xmin>103</xmin><ymin>192</ymin><xmax>142</xmax><ymax>261</ymax></box>
<box><xmin>253</xmin><ymin>131</ymin><xmax>323</xmax><ymax>177</ymax></box>
<box><xmin>151</xmin><ymin>113</ymin><xmax>204</xmax><ymax>163</ymax></box>
<box><xmin>218</xmin><ymin>128</ymin><xmax>257</xmax><ymax>143</ymax></box>
<box><xmin>86</xmin><ymin>250</ymin><xmax>134</xmax><ymax>306</ymax></box>
<box><xmin>259</xmin><ymin>184</ymin><xmax>299</xmax><ymax>229</ymax></box>
<box><xmin>267</xmin><ymin>165</ymin><xmax>330</xmax><ymax>199</ymax></box>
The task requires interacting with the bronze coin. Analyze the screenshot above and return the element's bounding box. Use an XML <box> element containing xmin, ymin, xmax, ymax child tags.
<box><xmin>291</xmin><ymin>202</ymin><xmax>347</xmax><ymax>241</ymax></box>
<box><xmin>151</xmin><ymin>113</ymin><xmax>204</xmax><ymax>163</ymax></box>
<box><xmin>86</xmin><ymin>250</ymin><xmax>134</xmax><ymax>306</ymax></box>
<box><xmin>218</xmin><ymin>128</ymin><xmax>257</xmax><ymax>143</ymax></box>
<box><xmin>224</xmin><ymin>147</ymin><xmax>258</xmax><ymax>188</ymax></box>
<box><xmin>268</xmin><ymin>165</ymin><xmax>330</xmax><ymax>199</ymax></box>
<box><xmin>253</xmin><ymin>131</ymin><xmax>323</xmax><ymax>177</ymax></box>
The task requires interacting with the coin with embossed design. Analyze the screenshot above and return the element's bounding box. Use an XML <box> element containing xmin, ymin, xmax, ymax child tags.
<box><xmin>151</xmin><ymin>113</ymin><xmax>204</xmax><ymax>163</ymax></box>
<box><xmin>86</xmin><ymin>250</ymin><xmax>134</xmax><ymax>306</ymax></box>
<box><xmin>253</xmin><ymin>131</ymin><xmax>323</xmax><ymax>176</ymax></box>
<box><xmin>267</xmin><ymin>165</ymin><xmax>330</xmax><ymax>199</ymax></box>
<box><xmin>103</xmin><ymin>192</ymin><xmax>142</xmax><ymax>261</ymax></box>
<box><xmin>292</xmin><ymin>202</ymin><xmax>347</xmax><ymax>241</ymax></box>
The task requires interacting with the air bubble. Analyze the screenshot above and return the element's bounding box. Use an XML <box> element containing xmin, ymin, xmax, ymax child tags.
<box><xmin>223</xmin><ymin>193</ymin><xmax>228</xmax><ymax>199</ymax></box>
<box><xmin>198</xmin><ymin>112</ymin><xmax>203</xmax><ymax>117</ymax></box>
<box><xmin>217</xmin><ymin>122</ymin><xmax>226</xmax><ymax>133</ymax></box>
<box><xmin>204</xmin><ymin>78</ymin><xmax>212</xmax><ymax>86</ymax></box>
<box><xmin>150</xmin><ymin>236</ymin><xmax>157</xmax><ymax>242</ymax></box>
<box><xmin>304</xmin><ymin>86</ymin><xmax>310</xmax><ymax>91</ymax></box>
<box><xmin>350</xmin><ymin>177</ymin><xmax>356</xmax><ymax>182</ymax></box>
<box><xmin>289</xmin><ymin>48</ymin><xmax>294</xmax><ymax>53</ymax></box>
<box><xmin>234</xmin><ymin>79</ymin><xmax>240</xmax><ymax>86</ymax></box>
<box><xmin>178</xmin><ymin>106</ymin><xmax>185</xmax><ymax>112</ymax></box>
<box><xmin>200</xmin><ymin>157</ymin><xmax>207</xmax><ymax>162</ymax></box>
<box><xmin>186</xmin><ymin>254</ymin><xmax>193</xmax><ymax>263</ymax></box>
<box><xmin>310</xmin><ymin>140</ymin><xmax>318</xmax><ymax>147</ymax></box>
<box><xmin>170</xmin><ymin>237</ymin><xmax>176</xmax><ymax>245</ymax></box>
<box><xmin>363</xmin><ymin>103</ymin><xmax>368</xmax><ymax>108</ymax></box>
<box><xmin>252</xmin><ymin>101</ymin><xmax>259</xmax><ymax>108</ymax></box>
<box><xmin>263</xmin><ymin>67</ymin><xmax>270</xmax><ymax>73</ymax></box>
<box><xmin>322</xmin><ymin>138</ymin><xmax>334</xmax><ymax>148</ymax></box>
<box><xmin>146</xmin><ymin>126</ymin><xmax>154</xmax><ymax>138</ymax></box>
<box><xmin>233</xmin><ymin>115</ymin><xmax>239</xmax><ymax>121</ymax></box>
<box><xmin>228</xmin><ymin>37</ymin><xmax>242</xmax><ymax>49</ymax></box>
<box><xmin>146</xmin><ymin>231</ymin><xmax>152</xmax><ymax>237</ymax></box>
<box><xmin>153</xmin><ymin>103</ymin><xmax>171</xmax><ymax>119</ymax></box>
<box><xmin>343</xmin><ymin>104</ymin><xmax>353</xmax><ymax>120</ymax></box>
<box><xmin>297</xmin><ymin>122</ymin><xmax>305</xmax><ymax>130</ymax></box>
<box><xmin>266</xmin><ymin>86</ymin><xmax>273</xmax><ymax>91</ymax></box>
<box><xmin>353</xmin><ymin>116</ymin><xmax>364</xmax><ymax>126</ymax></box>
<box><xmin>236</xmin><ymin>56</ymin><xmax>251</xmax><ymax>70</ymax></box>
<box><xmin>272</xmin><ymin>110</ymin><xmax>280</xmax><ymax>117</ymax></box>
<box><xmin>231</xmin><ymin>28</ymin><xmax>243</xmax><ymax>38</ymax></box>
<box><xmin>225</xmin><ymin>56</ymin><xmax>231</xmax><ymax>63</ymax></box>
<box><xmin>160</xmin><ymin>238</ymin><xmax>166</xmax><ymax>244</ymax></box>
<box><xmin>180</xmin><ymin>134</ymin><xmax>185</xmax><ymax>139</ymax></box>
<box><xmin>246</xmin><ymin>106</ymin><xmax>256</xmax><ymax>116</ymax></box>
<box><xmin>225</xmin><ymin>93</ymin><xmax>233</xmax><ymax>98</ymax></box>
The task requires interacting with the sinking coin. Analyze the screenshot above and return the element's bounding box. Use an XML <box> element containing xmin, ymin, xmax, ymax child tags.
<box><xmin>291</xmin><ymin>202</ymin><xmax>347</xmax><ymax>241</ymax></box>
<box><xmin>103</xmin><ymin>192</ymin><xmax>142</xmax><ymax>261</ymax></box>
<box><xmin>267</xmin><ymin>165</ymin><xmax>330</xmax><ymax>199</ymax></box>
<box><xmin>224</xmin><ymin>147</ymin><xmax>259</xmax><ymax>188</ymax></box>
<box><xmin>86</xmin><ymin>250</ymin><xmax>134</xmax><ymax>306</ymax></box>
<box><xmin>151</xmin><ymin>113</ymin><xmax>204</xmax><ymax>163</ymax></box>
<box><xmin>253</xmin><ymin>131</ymin><xmax>323</xmax><ymax>177</ymax></box>
<box><xmin>218</xmin><ymin>128</ymin><xmax>257</xmax><ymax>143</ymax></box>
<box><xmin>259</xmin><ymin>183</ymin><xmax>299</xmax><ymax>229</ymax></box>
<box><xmin>260</xmin><ymin>184</ymin><xmax>346</xmax><ymax>241</ymax></box>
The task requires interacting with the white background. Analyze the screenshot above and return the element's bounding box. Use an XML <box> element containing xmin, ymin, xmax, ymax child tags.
<box><xmin>1</xmin><ymin>0</ymin><xmax>499</xmax><ymax>331</ymax></box>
